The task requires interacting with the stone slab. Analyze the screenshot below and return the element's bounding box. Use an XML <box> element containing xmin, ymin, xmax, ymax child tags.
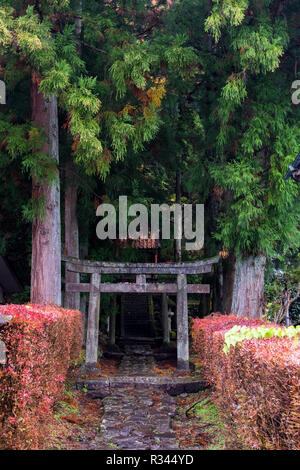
<box><xmin>76</xmin><ymin>375</ymin><xmax>206</xmax><ymax>396</ymax></box>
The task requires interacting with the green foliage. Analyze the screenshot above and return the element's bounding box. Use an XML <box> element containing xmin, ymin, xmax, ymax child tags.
<box><xmin>14</xmin><ymin>6</ymin><xmax>55</xmax><ymax>70</ymax></box>
<box><xmin>231</xmin><ymin>20</ymin><xmax>289</xmax><ymax>74</ymax></box>
<box><xmin>205</xmin><ymin>0</ymin><xmax>249</xmax><ymax>41</ymax></box>
<box><xmin>221</xmin><ymin>77</ymin><xmax>247</xmax><ymax>105</ymax></box>
<box><xmin>209</xmin><ymin>50</ymin><xmax>300</xmax><ymax>256</ymax></box>
<box><xmin>211</xmin><ymin>140</ymin><xmax>300</xmax><ymax>257</ymax></box>
<box><xmin>109</xmin><ymin>45</ymin><xmax>151</xmax><ymax>98</ymax></box>
<box><xmin>223</xmin><ymin>324</ymin><xmax>300</xmax><ymax>354</ymax></box>
<box><xmin>192</xmin><ymin>395</ymin><xmax>225</xmax><ymax>450</ymax></box>
<box><xmin>39</xmin><ymin>61</ymin><xmax>72</xmax><ymax>95</ymax></box>
<box><xmin>1</xmin><ymin>2</ymin><xmax>178</xmax><ymax>182</ymax></box>
<box><xmin>22</xmin><ymin>194</ymin><xmax>46</xmax><ymax>222</ymax></box>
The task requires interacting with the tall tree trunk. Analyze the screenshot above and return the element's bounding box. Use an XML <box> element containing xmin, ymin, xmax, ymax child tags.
<box><xmin>74</xmin><ymin>0</ymin><xmax>83</xmax><ymax>40</ymax></box>
<box><xmin>231</xmin><ymin>255</ymin><xmax>266</xmax><ymax>318</ymax></box>
<box><xmin>222</xmin><ymin>252</ymin><xmax>236</xmax><ymax>313</ymax></box>
<box><xmin>31</xmin><ymin>76</ymin><xmax>61</xmax><ymax>305</ymax></box>
<box><xmin>64</xmin><ymin>157</ymin><xmax>80</xmax><ymax>309</ymax></box>
<box><xmin>64</xmin><ymin>0</ymin><xmax>82</xmax><ymax>310</ymax></box>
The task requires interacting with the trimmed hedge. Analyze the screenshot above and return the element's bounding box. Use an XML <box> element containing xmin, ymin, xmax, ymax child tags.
<box><xmin>0</xmin><ymin>304</ymin><xmax>82</xmax><ymax>450</ymax></box>
<box><xmin>192</xmin><ymin>314</ymin><xmax>300</xmax><ymax>450</ymax></box>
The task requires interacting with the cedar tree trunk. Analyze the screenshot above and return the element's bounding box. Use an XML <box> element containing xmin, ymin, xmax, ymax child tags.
<box><xmin>64</xmin><ymin>157</ymin><xmax>80</xmax><ymax>310</ymax></box>
<box><xmin>30</xmin><ymin>75</ymin><xmax>61</xmax><ymax>305</ymax></box>
<box><xmin>231</xmin><ymin>255</ymin><xmax>266</xmax><ymax>318</ymax></box>
<box><xmin>64</xmin><ymin>0</ymin><xmax>82</xmax><ymax>310</ymax></box>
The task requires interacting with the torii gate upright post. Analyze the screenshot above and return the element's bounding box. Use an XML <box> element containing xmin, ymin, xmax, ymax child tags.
<box><xmin>85</xmin><ymin>273</ymin><xmax>101</xmax><ymax>368</ymax></box>
<box><xmin>161</xmin><ymin>293</ymin><xmax>170</xmax><ymax>345</ymax></box>
<box><xmin>176</xmin><ymin>273</ymin><xmax>189</xmax><ymax>371</ymax></box>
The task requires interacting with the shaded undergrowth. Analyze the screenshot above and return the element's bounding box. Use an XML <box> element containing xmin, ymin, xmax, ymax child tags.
<box><xmin>172</xmin><ymin>390</ymin><xmax>225</xmax><ymax>450</ymax></box>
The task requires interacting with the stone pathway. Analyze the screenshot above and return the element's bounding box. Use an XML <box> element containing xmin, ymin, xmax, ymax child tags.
<box><xmin>118</xmin><ymin>344</ymin><xmax>155</xmax><ymax>376</ymax></box>
<box><xmin>88</xmin><ymin>344</ymin><xmax>180</xmax><ymax>450</ymax></box>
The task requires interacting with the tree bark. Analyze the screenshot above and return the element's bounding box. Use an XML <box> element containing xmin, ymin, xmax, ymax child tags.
<box><xmin>64</xmin><ymin>157</ymin><xmax>80</xmax><ymax>310</ymax></box>
<box><xmin>74</xmin><ymin>1</ymin><xmax>83</xmax><ymax>40</ymax></box>
<box><xmin>222</xmin><ymin>253</ymin><xmax>236</xmax><ymax>314</ymax></box>
<box><xmin>231</xmin><ymin>255</ymin><xmax>266</xmax><ymax>318</ymax></box>
<box><xmin>64</xmin><ymin>0</ymin><xmax>82</xmax><ymax>310</ymax></box>
<box><xmin>30</xmin><ymin>76</ymin><xmax>61</xmax><ymax>305</ymax></box>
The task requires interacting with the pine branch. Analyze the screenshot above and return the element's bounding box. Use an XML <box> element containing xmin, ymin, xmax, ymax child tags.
<box><xmin>81</xmin><ymin>41</ymin><xmax>107</xmax><ymax>54</ymax></box>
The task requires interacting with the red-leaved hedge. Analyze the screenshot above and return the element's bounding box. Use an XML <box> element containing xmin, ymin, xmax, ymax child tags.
<box><xmin>192</xmin><ymin>314</ymin><xmax>300</xmax><ymax>450</ymax></box>
<box><xmin>0</xmin><ymin>304</ymin><xmax>82</xmax><ymax>450</ymax></box>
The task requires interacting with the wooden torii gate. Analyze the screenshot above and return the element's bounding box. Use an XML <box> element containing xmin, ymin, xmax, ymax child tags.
<box><xmin>63</xmin><ymin>255</ymin><xmax>219</xmax><ymax>371</ymax></box>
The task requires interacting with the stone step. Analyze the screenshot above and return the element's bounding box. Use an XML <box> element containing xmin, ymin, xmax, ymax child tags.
<box><xmin>76</xmin><ymin>375</ymin><xmax>206</xmax><ymax>398</ymax></box>
<box><xmin>118</xmin><ymin>336</ymin><xmax>155</xmax><ymax>344</ymax></box>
